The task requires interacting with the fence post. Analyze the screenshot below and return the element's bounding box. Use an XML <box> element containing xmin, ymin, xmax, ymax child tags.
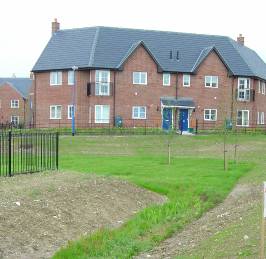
<box><xmin>56</xmin><ymin>132</ymin><xmax>59</xmax><ymax>170</ymax></box>
<box><xmin>144</xmin><ymin>120</ymin><xmax>147</xmax><ymax>135</ymax></box>
<box><xmin>195</xmin><ymin>119</ymin><xmax>198</xmax><ymax>134</ymax></box>
<box><xmin>8</xmin><ymin>131</ymin><xmax>12</xmax><ymax>177</ymax></box>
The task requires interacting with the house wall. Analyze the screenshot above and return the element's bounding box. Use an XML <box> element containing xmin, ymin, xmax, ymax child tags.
<box><xmin>0</xmin><ymin>83</ymin><xmax>28</xmax><ymax>125</ymax></box>
<box><xmin>33</xmin><ymin>46</ymin><xmax>266</xmax><ymax>129</ymax></box>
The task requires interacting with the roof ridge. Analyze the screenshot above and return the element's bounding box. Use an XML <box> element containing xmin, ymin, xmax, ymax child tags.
<box><xmin>59</xmin><ymin>25</ymin><xmax>229</xmax><ymax>39</ymax></box>
<box><xmin>88</xmin><ymin>27</ymin><xmax>100</xmax><ymax>67</ymax></box>
<box><xmin>0</xmin><ymin>82</ymin><xmax>26</xmax><ymax>98</ymax></box>
<box><xmin>190</xmin><ymin>47</ymin><xmax>213</xmax><ymax>72</ymax></box>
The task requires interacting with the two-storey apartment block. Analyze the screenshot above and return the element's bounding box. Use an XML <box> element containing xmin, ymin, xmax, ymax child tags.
<box><xmin>32</xmin><ymin>20</ymin><xmax>266</xmax><ymax>131</ymax></box>
<box><xmin>0</xmin><ymin>78</ymin><xmax>33</xmax><ymax>126</ymax></box>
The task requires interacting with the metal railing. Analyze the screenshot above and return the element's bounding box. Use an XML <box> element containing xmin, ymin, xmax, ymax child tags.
<box><xmin>0</xmin><ymin>131</ymin><xmax>59</xmax><ymax>177</ymax></box>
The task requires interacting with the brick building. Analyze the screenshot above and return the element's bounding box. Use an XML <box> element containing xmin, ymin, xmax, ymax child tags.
<box><xmin>32</xmin><ymin>20</ymin><xmax>266</xmax><ymax>131</ymax></box>
<box><xmin>0</xmin><ymin>78</ymin><xmax>33</xmax><ymax>126</ymax></box>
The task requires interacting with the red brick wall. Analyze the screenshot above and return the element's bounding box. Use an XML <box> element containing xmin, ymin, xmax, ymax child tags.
<box><xmin>0</xmin><ymin>83</ymin><xmax>28</xmax><ymax>125</ymax></box>
<box><xmin>115</xmin><ymin>46</ymin><xmax>176</xmax><ymax>127</ymax></box>
<box><xmin>33</xmin><ymin>46</ymin><xmax>266</xmax><ymax>129</ymax></box>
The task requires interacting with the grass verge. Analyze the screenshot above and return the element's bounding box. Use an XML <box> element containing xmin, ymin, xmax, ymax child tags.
<box><xmin>53</xmin><ymin>153</ymin><xmax>251</xmax><ymax>258</ymax></box>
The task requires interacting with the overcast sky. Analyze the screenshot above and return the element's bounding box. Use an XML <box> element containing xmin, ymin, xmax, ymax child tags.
<box><xmin>0</xmin><ymin>0</ymin><xmax>265</xmax><ymax>77</ymax></box>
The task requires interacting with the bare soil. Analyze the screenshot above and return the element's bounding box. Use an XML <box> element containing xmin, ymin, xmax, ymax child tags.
<box><xmin>0</xmin><ymin>172</ymin><xmax>166</xmax><ymax>259</ymax></box>
<box><xmin>135</xmin><ymin>183</ymin><xmax>260</xmax><ymax>259</ymax></box>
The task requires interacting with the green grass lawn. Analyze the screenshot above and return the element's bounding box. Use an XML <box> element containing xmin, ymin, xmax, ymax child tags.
<box><xmin>52</xmin><ymin>134</ymin><xmax>255</xmax><ymax>258</ymax></box>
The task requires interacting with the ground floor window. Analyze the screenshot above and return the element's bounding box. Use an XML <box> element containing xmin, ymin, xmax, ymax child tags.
<box><xmin>50</xmin><ymin>105</ymin><xmax>62</xmax><ymax>119</ymax></box>
<box><xmin>257</xmin><ymin>112</ymin><xmax>265</xmax><ymax>125</ymax></box>
<box><xmin>68</xmin><ymin>105</ymin><xmax>75</xmax><ymax>119</ymax></box>
<box><xmin>237</xmin><ymin>110</ymin><xmax>249</xmax><ymax>126</ymax></box>
<box><xmin>95</xmin><ymin>105</ymin><xmax>110</xmax><ymax>123</ymax></box>
<box><xmin>132</xmin><ymin>106</ymin><xmax>146</xmax><ymax>119</ymax></box>
<box><xmin>11</xmin><ymin>115</ymin><xmax>19</xmax><ymax>125</ymax></box>
<box><xmin>204</xmin><ymin>109</ymin><xmax>217</xmax><ymax>121</ymax></box>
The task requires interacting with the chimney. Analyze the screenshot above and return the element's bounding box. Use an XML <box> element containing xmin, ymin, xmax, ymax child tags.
<box><xmin>52</xmin><ymin>18</ymin><xmax>60</xmax><ymax>35</ymax></box>
<box><xmin>237</xmin><ymin>34</ymin><xmax>244</xmax><ymax>45</ymax></box>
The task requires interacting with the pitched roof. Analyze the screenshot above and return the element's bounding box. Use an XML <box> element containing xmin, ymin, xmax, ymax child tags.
<box><xmin>0</xmin><ymin>78</ymin><xmax>32</xmax><ymax>98</ymax></box>
<box><xmin>32</xmin><ymin>26</ymin><xmax>266</xmax><ymax>80</ymax></box>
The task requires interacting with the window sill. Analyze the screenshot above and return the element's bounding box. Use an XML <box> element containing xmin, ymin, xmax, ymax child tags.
<box><xmin>132</xmin><ymin>118</ymin><xmax>147</xmax><ymax>120</ymax></box>
<box><xmin>50</xmin><ymin>118</ymin><xmax>62</xmax><ymax>120</ymax></box>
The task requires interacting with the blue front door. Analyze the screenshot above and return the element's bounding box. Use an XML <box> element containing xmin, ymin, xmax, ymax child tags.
<box><xmin>162</xmin><ymin>108</ymin><xmax>172</xmax><ymax>130</ymax></box>
<box><xmin>179</xmin><ymin>109</ymin><xmax>188</xmax><ymax>131</ymax></box>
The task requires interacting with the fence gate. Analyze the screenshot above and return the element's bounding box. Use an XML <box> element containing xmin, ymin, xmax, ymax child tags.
<box><xmin>0</xmin><ymin>131</ymin><xmax>59</xmax><ymax>176</ymax></box>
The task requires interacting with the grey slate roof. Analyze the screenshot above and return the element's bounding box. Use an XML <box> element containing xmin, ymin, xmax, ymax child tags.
<box><xmin>161</xmin><ymin>97</ymin><xmax>195</xmax><ymax>108</ymax></box>
<box><xmin>0</xmin><ymin>78</ymin><xmax>32</xmax><ymax>98</ymax></box>
<box><xmin>32</xmin><ymin>26</ymin><xmax>266</xmax><ymax>80</ymax></box>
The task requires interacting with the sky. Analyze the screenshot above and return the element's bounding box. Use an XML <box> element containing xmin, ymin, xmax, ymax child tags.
<box><xmin>0</xmin><ymin>0</ymin><xmax>265</xmax><ymax>77</ymax></box>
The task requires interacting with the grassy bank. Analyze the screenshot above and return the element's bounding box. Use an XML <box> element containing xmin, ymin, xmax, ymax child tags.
<box><xmin>52</xmin><ymin>134</ymin><xmax>252</xmax><ymax>258</ymax></box>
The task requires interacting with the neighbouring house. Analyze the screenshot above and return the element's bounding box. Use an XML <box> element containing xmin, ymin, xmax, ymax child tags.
<box><xmin>32</xmin><ymin>19</ymin><xmax>266</xmax><ymax>131</ymax></box>
<box><xmin>0</xmin><ymin>78</ymin><xmax>33</xmax><ymax>127</ymax></box>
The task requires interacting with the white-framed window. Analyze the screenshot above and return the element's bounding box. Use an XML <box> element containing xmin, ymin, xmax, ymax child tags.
<box><xmin>183</xmin><ymin>74</ymin><xmax>190</xmax><ymax>87</ymax></box>
<box><xmin>68</xmin><ymin>105</ymin><xmax>75</xmax><ymax>119</ymax></box>
<box><xmin>205</xmin><ymin>76</ymin><xmax>218</xmax><ymax>88</ymax></box>
<box><xmin>11</xmin><ymin>99</ymin><xmax>19</xmax><ymax>108</ymax></box>
<box><xmin>204</xmin><ymin>109</ymin><xmax>217</xmax><ymax>121</ymax></box>
<box><xmin>95</xmin><ymin>70</ymin><xmax>110</xmax><ymax>96</ymax></box>
<box><xmin>132</xmin><ymin>106</ymin><xmax>146</xmax><ymax>119</ymax></box>
<box><xmin>163</xmin><ymin>73</ymin><xmax>171</xmax><ymax>86</ymax></box>
<box><xmin>238</xmin><ymin>78</ymin><xmax>250</xmax><ymax>101</ymax></box>
<box><xmin>50</xmin><ymin>71</ymin><xmax>62</xmax><ymax>86</ymax></box>
<box><xmin>95</xmin><ymin>105</ymin><xmax>110</xmax><ymax>123</ymax></box>
<box><xmin>50</xmin><ymin>105</ymin><xmax>62</xmax><ymax>119</ymax></box>
<box><xmin>262</xmin><ymin>81</ymin><xmax>266</xmax><ymax>95</ymax></box>
<box><xmin>237</xmin><ymin>110</ymin><xmax>249</xmax><ymax>127</ymax></box>
<box><xmin>257</xmin><ymin>112</ymin><xmax>265</xmax><ymax>125</ymax></box>
<box><xmin>68</xmin><ymin>70</ymin><xmax>75</xmax><ymax>85</ymax></box>
<box><xmin>11</xmin><ymin>115</ymin><xmax>19</xmax><ymax>125</ymax></box>
<box><xmin>258</xmin><ymin>81</ymin><xmax>261</xmax><ymax>93</ymax></box>
<box><xmin>133</xmin><ymin>72</ymin><xmax>147</xmax><ymax>85</ymax></box>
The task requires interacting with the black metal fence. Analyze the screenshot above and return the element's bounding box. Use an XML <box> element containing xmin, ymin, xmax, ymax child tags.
<box><xmin>0</xmin><ymin>131</ymin><xmax>59</xmax><ymax>177</ymax></box>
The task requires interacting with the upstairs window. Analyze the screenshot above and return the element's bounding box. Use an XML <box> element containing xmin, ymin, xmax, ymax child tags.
<box><xmin>205</xmin><ymin>76</ymin><xmax>218</xmax><ymax>88</ymax></box>
<box><xmin>237</xmin><ymin>110</ymin><xmax>249</xmax><ymax>126</ymax></box>
<box><xmin>50</xmin><ymin>71</ymin><xmax>62</xmax><ymax>86</ymax></box>
<box><xmin>11</xmin><ymin>100</ymin><xmax>19</xmax><ymax>108</ymax></box>
<box><xmin>204</xmin><ymin>109</ymin><xmax>217</xmax><ymax>121</ymax></box>
<box><xmin>133</xmin><ymin>72</ymin><xmax>147</xmax><ymax>85</ymax></box>
<box><xmin>163</xmin><ymin>73</ymin><xmax>171</xmax><ymax>86</ymax></box>
<box><xmin>238</xmin><ymin>78</ymin><xmax>250</xmax><ymax>101</ymax></box>
<box><xmin>183</xmin><ymin>74</ymin><xmax>190</xmax><ymax>87</ymax></box>
<box><xmin>258</xmin><ymin>81</ymin><xmax>265</xmax><ymax>94</ymax></box>
<box><xmin>95</xmin><ymin>70</ymin><xmax>110</xmax><ymax>96</ymax></box>
<box><xmin>68</xmin><ymin>70</ymin><xmax>75</xmax><ymax>85</ymax></box>
<box><xmin>132</xmin><ymin>106</ymin><xmax>146</xmax><ymax>119</ymax></box>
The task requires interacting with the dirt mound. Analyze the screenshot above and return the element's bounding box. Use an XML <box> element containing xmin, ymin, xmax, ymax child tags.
<box><xmin>0</xmin><ymin>172</ymin><xmax>165</xmax><ymax>259</ymax></box>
